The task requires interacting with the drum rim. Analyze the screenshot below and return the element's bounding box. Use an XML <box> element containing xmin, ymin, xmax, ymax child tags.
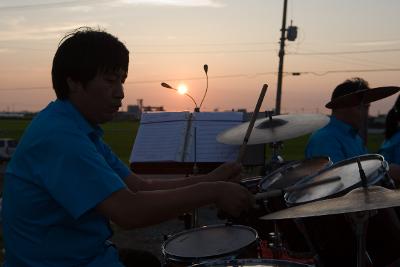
<box><xmin>284</xmin><ymin>153</ymin><xmax>387</xmax><ymax>205</ymax></box>
<box><xmin>259</xmin><ymin>156</ymin><xmax>332</xmax><ymax>191</ymax></box>
<box><xmin>162</xmin><ymin>224</ymin><xmax>259</xmax><ymax>262</ymax></box>
<box><xmin>191</xmin><ymin>258</ymin><xmax>312</xmax><ymax>266</ymax></box>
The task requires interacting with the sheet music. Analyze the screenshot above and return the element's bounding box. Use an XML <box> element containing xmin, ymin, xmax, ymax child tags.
<box><xmin>130</xmin><ymin>111</ymin><xmax>243</xmax><ymax>163</ymax></box>
<box><xmin>184</xmin><ymin>112</ymin><xmax>243</xmax><ymax>162</ymax></box>
<box><xmin>130</xmin><ymin>112</ymin><xmax>190</xmax><ymax>162</ymax></box>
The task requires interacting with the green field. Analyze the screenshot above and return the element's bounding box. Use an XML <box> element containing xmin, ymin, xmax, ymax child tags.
<box><xmin>0</xmin><ymin>118</ymin><xmax>385</xmax><ymax>164</ymax></box>
<box><xmin>0</xmin><ymin>119</ymin><xmax>139</xmax><ymax>165</ymax></box>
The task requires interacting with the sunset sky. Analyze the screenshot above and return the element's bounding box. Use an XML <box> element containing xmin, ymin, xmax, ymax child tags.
<box><xmin>0</xmin><ymin>0</ymin><xmax>400</xmax><ymax>115</ymax></box>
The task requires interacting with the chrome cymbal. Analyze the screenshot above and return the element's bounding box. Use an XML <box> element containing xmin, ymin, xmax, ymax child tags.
<box><xmin>216</xmin><ymin>114</ymin><xmax>329</xmax><ymax>145</ymax></box>
<box><xmin>325</xmin><ymin>86</ymin><xmax>400</xmax><ymax>109</ymax></box>
<box><xmin>260</xmin><ymin>186</ymin><xmax>400</xmax><ymax>220</ymax></box>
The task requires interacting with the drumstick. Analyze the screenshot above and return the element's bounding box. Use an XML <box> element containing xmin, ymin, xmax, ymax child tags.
<box><xmin>236</xmin><ymin>84</ymin><xmax>268</xmax><ymax>163</ymax></box>
<box><xmin>254</xmin><ymin>176</ymin><xmax>341</xmax><ymax>200</ymax></box>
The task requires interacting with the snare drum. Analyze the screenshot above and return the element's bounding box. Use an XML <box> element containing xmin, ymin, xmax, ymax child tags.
<box><xmin>191</xmin><ymin>258</ymin><xmax>312</xmax><ymax>267</ymax></box>
<box><xmin>162</xmin><ymin>224</ymin><xmax>259</xmax><ymax>267</ymax></box>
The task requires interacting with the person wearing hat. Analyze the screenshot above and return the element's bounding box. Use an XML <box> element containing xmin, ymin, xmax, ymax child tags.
<box><xmin>302</xmin><ymin>78</ymin><xmax>400</xmax><ymax>267</ymax></box>
<box><xmin>305</xmin><ymin>77</ymin><xmax>370</xmax><ymax>163</ymax></box>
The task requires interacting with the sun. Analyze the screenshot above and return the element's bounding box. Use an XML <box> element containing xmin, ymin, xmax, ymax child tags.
<box><xmin>177</xmin><ymin>84</ymin><xmax>188</xmax><ymax>95</ymax></box>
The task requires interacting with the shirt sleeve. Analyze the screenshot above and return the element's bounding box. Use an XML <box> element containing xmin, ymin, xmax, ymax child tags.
<box><xmin>97</xmin><ymin>141</ymin><xmax>132</xmax><ymax>179</ymax></box>
<box><xmin>37</xmin><ymin>131</ymin><xmax>127</xmax><ymax>219</ymax></box>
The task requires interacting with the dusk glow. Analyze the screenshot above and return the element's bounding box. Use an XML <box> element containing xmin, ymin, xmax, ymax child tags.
<box><xmin>0</xmin><ymin>0</ymin><xmax>399</xmax><ymax>115</ymax></box>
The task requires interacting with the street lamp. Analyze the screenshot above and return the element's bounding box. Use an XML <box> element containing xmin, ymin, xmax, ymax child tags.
<box><xmin>161</xmin><ymin>82</ymin><xmax>200</xmax><ymax>112</ymax></box>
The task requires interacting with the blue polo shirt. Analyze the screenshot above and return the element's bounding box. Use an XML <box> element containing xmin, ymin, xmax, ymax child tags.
<box><xmin>305</xmin><ymin>116</ymin><xmax>368</xmax><ymax>163</ymax></box>
<box><xmin>2</xmin><ymin>100</ymin><xmax>131</xmax><ymax>267</ymax></box>
<box><xmin>379</xmin><ymin>131</ymin><xmax>400</xmax><ymax>165</ymax></box>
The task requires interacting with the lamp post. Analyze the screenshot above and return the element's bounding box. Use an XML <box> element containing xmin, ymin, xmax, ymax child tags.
<box><xmin>161</xmin><ymin>82</ymin><xmax>200</xmax><ymax>112</ymax></box>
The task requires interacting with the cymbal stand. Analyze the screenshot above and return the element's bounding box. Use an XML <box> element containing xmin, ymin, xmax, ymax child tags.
<box><xmin>352</xmin><ymin>158</ymin><xmax>374</xmax><ymax>267</ymax></box>
<box><xmin>264</xmin><ymin>111</ymin><xmax>284</xmax><ymax>174</ymax></box>
<box><xmin>266</xmin><ymin>142</ymin><xmax>284</xmax><ymax>173</ymax></box>
<box><xmin>348</xmin><ymin>210</ymin><xmax>375</xmax><ymax>267</ymax></box>
<box><xmin>263</xmin><ymin>110</ymin><xmax>285</xmax><ymax>258</ymax></box>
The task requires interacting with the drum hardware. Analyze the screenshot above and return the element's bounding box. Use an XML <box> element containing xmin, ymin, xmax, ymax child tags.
<box><xmin>263</xmin><ymin>110</ymin><xmax>284</xmax><ymax>173</ymax></box>
<box><xmin>348</xmin><ymin>211</ymin><xmax>376</xmax><ymax>267</ymax></box>
<box><xmin>354</xmin><ymin>159</ymin><xmax>390</xmax><ymax>267</ymax></box>
<box><xmin>190</xmin><ymin>258</ymin><xmax>313</xmax><ymax>266</ymax></box>
<box><xmin>265</xmin><ymin>142</ymin><xmax>284</xmax><ymax>174</ymax></box>
<box><xmin>267</xmin><ymin>232</ymin><xmax>284</xmax><ymax>259</ymax></box>
<box><xmin>261</xmin><ymin>186</ymin><xmax>400</xmax><ymax>267</ymax></box>
<box><xmin>356</xmin><ymin>158</ymin><xmax>368</xmax><ymax>188</ymax></box>
<box><xmin>254</xmin><ymin>176</ymin><xmax>341</xmax><ymax>201</ymax></box>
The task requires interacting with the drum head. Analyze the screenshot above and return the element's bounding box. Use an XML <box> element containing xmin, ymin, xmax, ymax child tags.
<box><xmin>285</xmin><ymin>154</ymin><xmax>387</xmax><ymax>205</ymax></box>
<box><xmin>163</xmin><ymin>225</ymin><xmax>258</xmax><ymax>260</ymax></box>
<box><xmin>191</xmin><ymin>258</ymin><xmax>312</xmax><ymax>266</ymax></box>
<box><xmin>260</xmin><ymin>157</ymin><xmax>331</xmax><ymax>191</ymax></box>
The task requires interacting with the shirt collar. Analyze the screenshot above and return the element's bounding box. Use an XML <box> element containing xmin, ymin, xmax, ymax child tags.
<box><xmin>330</xmin><ymin>115</ymin><xmax>358</xmax><ymax>136</ymax></box>
<box><xmin>55</xmin><ymin>99</ymin><xmax>104</xmax><ymax>137</ymax></box>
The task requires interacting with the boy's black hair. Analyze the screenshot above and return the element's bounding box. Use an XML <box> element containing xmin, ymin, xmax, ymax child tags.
<box><xmin>51</xmin><ymin>27</ymin><xmax>129</xmax><ymax>99</ymax></box>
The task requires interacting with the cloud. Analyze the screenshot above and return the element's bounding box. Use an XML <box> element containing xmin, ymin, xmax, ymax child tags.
<box><xmin>0</xmin><ymin>0</ymin><xmax>224</xmax><ymax>11</ymax></box>
<box><xmin>0</xmin><ymin>22</ymin><xmax>109</xmax><ymax>42</ymax></box>
<box><xmin>120</xmin><ymin>0</ymin><xmax>225</xmax><ymax>7</ymax></box>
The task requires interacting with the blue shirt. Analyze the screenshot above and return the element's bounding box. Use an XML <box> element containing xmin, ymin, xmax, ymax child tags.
<box><xmin>2</xmin><ymin>100</ymin><xmax>131</xmax><ymax>267</ymax></box>
<box><xmin>379</xmin><ymin>131</ymin><xmax>400</xmax><ymax>165</ymax></box>
<box><xmin>305</xmin><ymin>116</ymin><xmax>368</xmax><ymax>163</ymax></box>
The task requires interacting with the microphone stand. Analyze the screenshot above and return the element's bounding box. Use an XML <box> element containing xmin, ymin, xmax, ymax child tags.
<box><xmin>191</xmin><ymin>126</ymin><xmax>199</xmax><ymax>228</ymax></box>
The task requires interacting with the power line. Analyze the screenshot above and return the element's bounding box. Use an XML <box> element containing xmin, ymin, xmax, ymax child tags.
<box><xmin>1</xmin><ymin>68</ymin><xmax>400</xmax><ymax>92</ymax></box>
<box><xmin>131</xmin><ymin>41</ymin><xmax>278</xmax><ymax>47</ymax></box>
<box><xmin>289</xmin><ymin>48</ymin><xmax>400</xmax><ymax>56</ymax></box>
<box><xmin>133</xmin><ymin>49</ymin><xmax>277</xmax><ymax>54</ymax></box>
<box><xmin>290</xmin><ymin>68</ymin><xmax>400</xmax><ymax>76</ymax></box>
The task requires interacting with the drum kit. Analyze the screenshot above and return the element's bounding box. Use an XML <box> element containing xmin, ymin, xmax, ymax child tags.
<box><xmin>162</xmin><ymin>86</ymin><xmax>400</xmax><ymax>267</ymax></box>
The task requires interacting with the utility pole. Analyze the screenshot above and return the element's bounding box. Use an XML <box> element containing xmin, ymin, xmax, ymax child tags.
<box><xmin>275</xmin><ymin>0</ymin><xmax>288</xmax><ymax>115</ymax></box>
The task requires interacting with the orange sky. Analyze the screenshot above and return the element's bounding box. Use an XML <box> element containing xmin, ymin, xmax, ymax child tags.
<box><xmin>1</xmin><ymin>0</ymin><xmax>400</xmax><ymax>115</ymax></box>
